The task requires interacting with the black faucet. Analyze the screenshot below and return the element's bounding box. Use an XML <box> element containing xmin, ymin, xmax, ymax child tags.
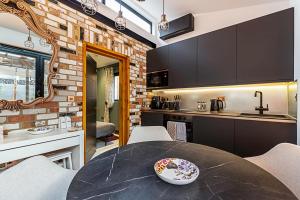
<box><xmin>254</xmin><ymin>91</ymin><xmax>269</xmax><ymax>115</ymax></box>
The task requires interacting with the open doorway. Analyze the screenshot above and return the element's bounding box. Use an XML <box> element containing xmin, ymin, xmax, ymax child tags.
<box><xmin>83</xmin><ymin>43</ymin><xmax>130</xmax><ymax>162</ymax></box>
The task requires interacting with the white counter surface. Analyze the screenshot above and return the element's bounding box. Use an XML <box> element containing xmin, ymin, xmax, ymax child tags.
<box><xmin>0</xmin><ymin>128</ymin><xmax>83</xmax><ymax>151</ymax></box>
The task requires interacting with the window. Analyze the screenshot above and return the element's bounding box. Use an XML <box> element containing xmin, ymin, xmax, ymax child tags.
<box><xmin>114</xmin><ymin>75</ymin><xmax>119</xmax><ymax>100</ymax></box>
<box><xmin>103</xmin><ymin>0</ymin><xmax>152</xmax><ymax>34</ymax></box>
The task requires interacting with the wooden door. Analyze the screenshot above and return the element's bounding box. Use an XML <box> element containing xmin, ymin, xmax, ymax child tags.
<box><xmin>85</xmin><ymin>55</ymin><xmax>97</xmax><ymax>161</ymax></box>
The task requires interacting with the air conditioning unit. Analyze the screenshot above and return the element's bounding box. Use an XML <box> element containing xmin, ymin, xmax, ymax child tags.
<box><xmin>159</xmin><ymin>13</ymin><xmax>194</xmax><ymax>40</ymax></box>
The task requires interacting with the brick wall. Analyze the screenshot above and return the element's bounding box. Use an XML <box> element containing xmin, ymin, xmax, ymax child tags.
<box><xmin>0</xmin><ymin>0</ymin><xmax>151</xmax><ymax>133</ymax></box>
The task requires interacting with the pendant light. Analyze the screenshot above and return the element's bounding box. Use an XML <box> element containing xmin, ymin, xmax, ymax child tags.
<box><xmin>39</xmin><ymin>38</ymin><xmax>50</xmax><ymax>48</ymax></box>
<box><xmin>81</xmin><ymin>0</ymin><xmax>98</xmax><ymax>15</ymax></box>
<box><xmin>24</xmin><ymin>28</ymin><xmax>34</xmax><ymax>49</ymax></box>
<box><xmin>158</xmin><ymin>0</ymin><xmax>169</xmax><ymax>31</ymax></box>
<box><xmin>115</xmin><ymin>0</ymin><xmax>126</xmax><ymax>31</ymax></box>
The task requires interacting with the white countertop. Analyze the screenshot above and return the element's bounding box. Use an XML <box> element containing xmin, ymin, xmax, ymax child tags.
<box><xmin>0</xmin><ymin>128</ymin><xmax>84</xmax><ymax>151</ymax></box>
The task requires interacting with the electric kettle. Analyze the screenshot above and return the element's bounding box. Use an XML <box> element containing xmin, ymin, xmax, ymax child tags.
<box><xmin>210</xmin><ymin>99</ymin><xmax>224</xmax><ymax>112</ymax></box>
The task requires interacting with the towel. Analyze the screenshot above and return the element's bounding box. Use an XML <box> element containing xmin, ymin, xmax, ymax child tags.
<box><xmin>167</xmin><ymin>121</ymin><xmax>187</xmax><ymax>142</ymax></box>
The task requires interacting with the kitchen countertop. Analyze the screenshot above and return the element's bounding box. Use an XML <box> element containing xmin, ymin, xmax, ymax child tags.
<box><xmin>67</xmin><ymin>141</ymin><xmax>298</xmax><ymax>200</ymax></box>
<box><xmin>142</xmin><ymin>109</ymin><xmax>297</xmax><ymax>123</ymax></box>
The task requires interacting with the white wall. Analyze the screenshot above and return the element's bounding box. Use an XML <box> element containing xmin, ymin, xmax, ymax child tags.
<box><xmin>77</xmin><ymin>0</ymin><xmax>159</xmax><ymax>45</ymax></box>
<box><xmin>289</xmin><ymin>0</ymin><xmax>300</xmax><ymax>144</ymax></box>
<box><xmin>154</xmin><ymin>84</ymin><xmax>291</xmax><ymax>115</ymax></box>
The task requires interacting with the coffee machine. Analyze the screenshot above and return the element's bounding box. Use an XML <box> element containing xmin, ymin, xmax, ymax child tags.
<box><xmin>150</xmin><ymin>96</ymin><xmax>162</xmax><ymax>109</ymax></box>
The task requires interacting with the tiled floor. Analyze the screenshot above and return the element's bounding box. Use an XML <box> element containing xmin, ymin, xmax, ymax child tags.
<box><xmin>92</xmin><ymin>139</ymin><xmax>119</xmax><ymax>159</ymax></box>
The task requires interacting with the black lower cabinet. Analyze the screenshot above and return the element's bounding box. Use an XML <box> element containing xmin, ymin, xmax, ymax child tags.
<box><xmin>192</xmin><ymin>116</ymin><xmax>235</xmax><ymax>153</ymax></box>
<box><xmin>141</xmin><ymin>112</ymin><xmax>164</xmax><ymax>126</ymax></box>
<box><xmin>235</xmin><ymin>120</ymin><xmax>297</xmax><ymax>157</ymax></box>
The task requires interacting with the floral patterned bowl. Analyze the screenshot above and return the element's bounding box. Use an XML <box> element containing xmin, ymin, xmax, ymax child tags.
<box><xmin>154</xmin><ymin>158</ymin><xmax>199</xmax><ymax>185</ymax></box>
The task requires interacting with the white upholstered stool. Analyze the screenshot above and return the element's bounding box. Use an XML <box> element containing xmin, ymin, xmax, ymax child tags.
<box><xmin>0</xmin><ymin>156</ymin><xmax>77</xmax><ymax>200</ymax></box>
<box><xmin>245</xmin><ymin>143</ymin><xmax>300</xmax><ymax>199</ymax></box>
<box><xmin>127</xmin><ymin>126</ymin><xmax>173</xmax><ymax>144</ymax></box>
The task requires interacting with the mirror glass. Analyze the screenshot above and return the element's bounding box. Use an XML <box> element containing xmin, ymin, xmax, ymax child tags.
<box><xmin>0</xmin><ymin>13</ymin><xmax>53</xmax><ymax>102</ymax></box>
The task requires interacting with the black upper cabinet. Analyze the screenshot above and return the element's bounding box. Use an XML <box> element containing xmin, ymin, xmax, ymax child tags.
<box><xmin>146</xmin><ymin>46</ymin><xmax>169</xmax><ymax>73</ymax></box>
<box><xmin>146</xmin><ymin>8</ymin><xmax>294</xmax><ymax>88</ymax></box>
<box><xmin>237</xmin><ymin>8</ymin><xmax>294</xmax><ymax>84</ymax></box>
<box><xmin>197</xmin><ymin>26</ymin><xmax>237</xmax><ymax>86</ymax></box>
<box><xmin>235</xmin><ymin>120</ymin><xmax>297</xmax><ymax>157</ymax></box>
<box><xmin>193</xmin><ymin>116</ymin><xmax>235</xmax><ymax>153</ymax></box>
<box><xmin>169</xmin><ymin>37</ymin><xmax>198</xmax><ymax>88</ymax></box>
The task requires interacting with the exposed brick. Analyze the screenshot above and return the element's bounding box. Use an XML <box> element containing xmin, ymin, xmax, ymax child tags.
<box><xmin>7</xmin><ymin>115</ymin><xmax>36</xmax><ymax>123</ymax></box>
<box><xmin>0</xmin><ymin>0</ymin><xmax>150</xmax><ymax>134</ymax></box>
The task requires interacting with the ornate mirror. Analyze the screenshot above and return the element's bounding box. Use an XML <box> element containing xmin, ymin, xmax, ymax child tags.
<box><xmin>0</xmin><ymin>0</ymin><xmax>58</xmax><ymax>111</ymax></box>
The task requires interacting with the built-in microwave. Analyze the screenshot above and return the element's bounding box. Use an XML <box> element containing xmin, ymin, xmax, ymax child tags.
<box><xmin>146</xmin><ymin>70</ymin><xmax>168</xmax><ymax>89</ymax></box>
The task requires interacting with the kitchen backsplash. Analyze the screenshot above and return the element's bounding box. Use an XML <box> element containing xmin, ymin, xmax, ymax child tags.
<box><xmin>152</xmin><ymin>83</ymin><xmax>297</xmax><ymax>116</ymax></box>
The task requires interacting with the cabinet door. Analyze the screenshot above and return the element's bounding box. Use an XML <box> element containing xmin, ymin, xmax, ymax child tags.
<box><xmin>146</xmin><ymin>46</ymin><xmax>169</xmax><ymax>73</ymax></box>
<box><xmin>141</xmin><ymin>112</ymin><xmax>164</xmax><ymax>126</ymax></box>
<box><xmin>169</xmin><ymin>37</ymin><xmax>198</xmax><ymax>88</ymax></box>
<box><xmin>235</xmin><ymin>120</ymin><xmax>297</xmax><ymax>157</ymax></box>
<box><xmin>197</xmin><ymin>26</ymin><xmax>237</xmax><ymax>86</ymax></box>
<box><xmin>192</xmin><ymin>116</ymin><xmax>235</xmax><ymax>153</ymax></box>
<box><xmin>237</xmin><ymin>8</ymin><xmax>294</xmax><ymax>84</ymax></box>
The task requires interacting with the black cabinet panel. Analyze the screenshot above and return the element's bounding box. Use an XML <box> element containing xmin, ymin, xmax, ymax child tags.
<box><xmin>169</xmin><ymin>37</ymin><xmax>198</xmax><ymax>88</ymax></box>
<box><xmin>146</xmin><ymin>46</ymin><xmax>169</xmax><ymax>73</ymax></box>
<box><xmin>197</xmin><ymin>26</ymin><xmax>237</xmax><ymax>86</ymax></box>
<box><xmin>193</xmin><ymin>116</ymin><xmax>235</xmax><ymax>153</ymax></box>
<box><xmin>235</xmin><ymin>120</ymin><xmax>297</xmax><ymax>157</ymax></box>
<box><xmin>141</xmin><ymin>112</ymin><xmax>164</xmax><ymax>126</ymax></box>
<box><xmin>237</xmin><ymin>8</ymin><xmax>294</xmax><ymax>84</ymax></box>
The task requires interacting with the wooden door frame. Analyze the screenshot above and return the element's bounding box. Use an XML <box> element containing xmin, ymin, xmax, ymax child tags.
<box><xmin>82</xmin><ymin>42</ymin><xmax>130</xmax><ymax>162</ymax></box>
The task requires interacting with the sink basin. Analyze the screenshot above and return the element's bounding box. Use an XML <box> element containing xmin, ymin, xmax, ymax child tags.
<box><xmin>240</xmin><ymin>113</ymin><xmax>291</xmax><ymax>120</ymax></box>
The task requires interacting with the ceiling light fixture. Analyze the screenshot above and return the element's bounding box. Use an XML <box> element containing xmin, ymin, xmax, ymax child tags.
<box><xmin>24</xmin><ymin>28</ymin><xmax>34</xmax><ymax>49</ymax></box>
<box><xmin>115</xmin><ymin>0</ymin><xmax>126</xmax><ymax>31</ymax></box>
<box><xmin>81</xmin><ymin>0</ymin><xmax>98</xmax><ymax>15</ymax></box>
<box><xmin>158</xmin><ymin>0</ymin><xmax>169</xmax><ymax>31</ymax></box>
<box><xmin>39</xmin><ymin>38</ymin><xmax>50</xmax><ymax>48</ymax></box>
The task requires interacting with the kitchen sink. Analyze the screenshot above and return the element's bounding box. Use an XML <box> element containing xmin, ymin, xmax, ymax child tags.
<box><xmin>239</xmin><ymin>113</ymin><xmax>291</xmax><ymax>120</ymax></box>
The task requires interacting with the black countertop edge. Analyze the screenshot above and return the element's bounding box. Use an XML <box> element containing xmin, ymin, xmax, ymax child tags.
<box><xmin>55</xmin><ymin>0</ymin><xmax>156</xmax><ymax>48</ymax></box>
<box><xmin>142</xmin><ymin>109</ymin><xmax>297</xmax><ymax>123</ymax></box>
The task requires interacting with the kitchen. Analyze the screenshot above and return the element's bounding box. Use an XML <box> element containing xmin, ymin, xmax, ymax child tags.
<box><xmin>142</xmin><ymin>8</ymin><xmax>297</xmax><ymax>157</ymax></box>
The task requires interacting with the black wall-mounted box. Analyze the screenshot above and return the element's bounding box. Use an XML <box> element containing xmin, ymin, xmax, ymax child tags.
<box><xmin>159</xmin><ymin>13</ymin><xmax>194</xmax><ymax>40</ymax></box>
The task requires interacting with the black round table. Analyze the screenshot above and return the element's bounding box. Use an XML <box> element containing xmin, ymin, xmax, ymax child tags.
<box><xmin>67</xmin><ymin>141</ymin><xmax>297</xmax><ymax>200</ymax></box>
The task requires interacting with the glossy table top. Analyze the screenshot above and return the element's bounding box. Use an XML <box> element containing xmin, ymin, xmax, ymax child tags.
<box><xmin>67</xmin><ymin>141</ymin><xmax>297</xmax><ymax>200</ymax></box>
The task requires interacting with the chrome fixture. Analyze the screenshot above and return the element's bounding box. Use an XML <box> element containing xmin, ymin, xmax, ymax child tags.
<box><xmin>254</xmin><ymin>91</ymin><xmax>269</xmax><ymax>115</ymax></box>
<box><xmin>158</xmin><ymin>0</ymin><xmax>169</xmax><ymax>31</ymax></box>
<box><xmin>81</xmin><ymin>0</ymin><xmax>98</xmax><ymax>15</ymax></box>
<box><xmin>24</xmin><ymin>28</ymin><xmax>34</xmax><ymax>49</ymax></box>
<box><xmin>115</xmin><ymin>0</ymin><xmax>126</xmax><ymax>30</ymax></box>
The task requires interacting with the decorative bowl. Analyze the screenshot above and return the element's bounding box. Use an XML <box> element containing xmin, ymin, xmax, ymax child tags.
<box><xmin>154</xmin><ymin>158</ymin><xmax>199</xmax><ymax>185</ymax></box>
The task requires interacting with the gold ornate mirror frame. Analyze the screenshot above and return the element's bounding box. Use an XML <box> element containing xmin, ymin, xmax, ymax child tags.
<box><xmin>0</xmin><ymin>0</ymin><xmax>58</xmax><ymax>111</ymax></box>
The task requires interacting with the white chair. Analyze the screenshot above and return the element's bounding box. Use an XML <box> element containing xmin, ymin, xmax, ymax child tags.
<box><xmin>245</xmin><ymin>143</ymin><xmax>300</xmax><ymax>199</ymax></box>
<box><xmin>127</xmin><ymin>126</ymin><xmax>173</xmax><ymax>144</ymax></box>
<box><xmin>0</xmin><ymin>156</ymin><xmax>77</xmax><ymax>200</ymax></box>
<box><xmin>48</xmin><ymin>151</ymin><xmax>73</xmax><ymax>170</ymax></box>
